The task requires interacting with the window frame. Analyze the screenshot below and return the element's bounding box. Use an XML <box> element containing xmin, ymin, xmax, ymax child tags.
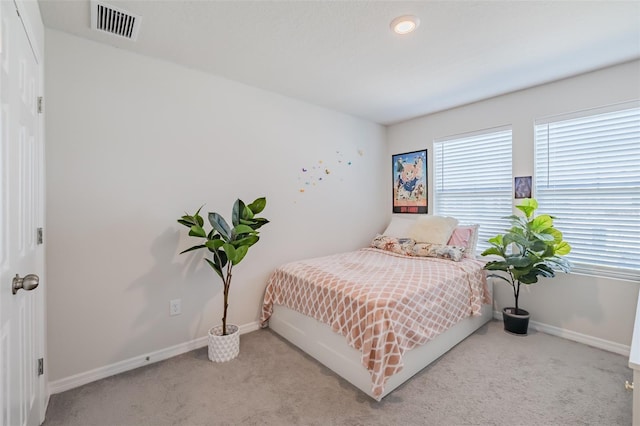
<box><xmin>534</xmin><ymin>100</ymin><xmax>640</xmax><ymax>281</ymax></box>
<box><xmin>433</xmin><ymin>125</ymin><xmax>513</xmax><ymax>255</ymax></box>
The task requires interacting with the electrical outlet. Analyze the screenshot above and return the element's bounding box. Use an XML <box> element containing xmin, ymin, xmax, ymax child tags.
<box><xmin>169</xmin><ymin>299</ymin><xmax>181</xmax><ymax>316</ymax></box>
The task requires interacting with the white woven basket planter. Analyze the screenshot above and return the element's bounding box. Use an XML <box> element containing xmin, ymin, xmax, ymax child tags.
<box><xmin>208</xmin><ymin>324</ymin><xmax>240</xmax><ymax>362</ymax></box>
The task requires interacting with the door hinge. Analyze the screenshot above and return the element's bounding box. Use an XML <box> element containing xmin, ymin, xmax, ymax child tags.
<box><xmin>37</xmin><ymin>358</ymin><xmax>44</xmax><ymax>376</ymax></box>
<box><xmin>37</xmin><ymin>97</ymin><xmax>43</xmax><ymax>114</ymax></box>
<box><xmin>37</xmin><ymin>227</ymin><xmax>43</xmax><ymax>245</ymax></box>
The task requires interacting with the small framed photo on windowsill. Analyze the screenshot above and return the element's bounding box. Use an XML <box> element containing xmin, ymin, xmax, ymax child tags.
<box><xmin>514</xmin><ymin>176</ymin><xmax>532</xmax><ymax>199</ymax></box>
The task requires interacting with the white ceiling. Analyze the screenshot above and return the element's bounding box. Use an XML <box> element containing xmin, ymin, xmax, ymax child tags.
<box><xmin>38</xmin><ymin>0</ymin><xmax>640</xmax><ymax>125</ymax></box>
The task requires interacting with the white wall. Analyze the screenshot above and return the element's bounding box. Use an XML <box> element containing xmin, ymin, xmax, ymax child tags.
<box><xmin>44</xmin><ymin>29</ymin><xmax>387</xmax><ymax>383</ymax></box>
<box><xmin>388</xmin><ymin>60</ymin><xmax>640</xmax><ymax>349</ymax></box>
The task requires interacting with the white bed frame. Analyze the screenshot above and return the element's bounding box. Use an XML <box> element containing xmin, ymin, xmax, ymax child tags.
<box><xmin>268</xmin><ymin>281</ymin><xmax>493</xmax><ymax>401</ymax></box>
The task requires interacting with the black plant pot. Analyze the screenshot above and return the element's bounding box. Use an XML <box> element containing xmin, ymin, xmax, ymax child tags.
<box><xmin>502</xmin><ymin>307</ymin><xmax>530</xmax><ymax>335</ymax></box>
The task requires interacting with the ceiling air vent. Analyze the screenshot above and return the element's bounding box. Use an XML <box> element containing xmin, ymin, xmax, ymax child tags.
<box><xmin>90</xmin><ymin>1</ymin><xmax>141</xmax><ymax>41</ymax></box>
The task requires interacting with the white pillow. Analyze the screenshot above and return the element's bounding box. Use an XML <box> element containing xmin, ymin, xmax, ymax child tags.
<box><xmin>382</xmin><ymin>216</ymin><xmax>417</xmax><ymax>238</ymax></box>
<box><xmin>408</xmin><ymin>215</ymin><xmax>459</xmax><ymax>244</ymax></box>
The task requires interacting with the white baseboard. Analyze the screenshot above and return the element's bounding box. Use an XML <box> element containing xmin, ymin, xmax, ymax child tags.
<box><xmin>493</xmin><ymin>310</ymin><xmax>630</xmax><ymax>357</ymax></box>
<box><xmin>48</xmin><ymin>321</ymin><xmax>260</xmax><ymax>395</ymax></box>
<box><xmin>50</xmin><ymin>315</ymin><xmax>631</xmax><ymax>395</ymax></box>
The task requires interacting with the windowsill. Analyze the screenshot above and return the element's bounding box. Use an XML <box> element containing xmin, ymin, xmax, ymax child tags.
<box><xmin>476</xmin><ymin>258</ymin><xmax>640</xmax><ymax>283</ymax></box>
<box><xmin>568</xmin><ymin>266</ymin><xmax>640</xmax><ymax>283</ymax></box>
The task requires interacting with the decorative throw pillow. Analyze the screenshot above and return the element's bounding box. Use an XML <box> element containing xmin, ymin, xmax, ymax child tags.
<box><xmin>408</xmin><ymin>215</ymin><xmax>459</xmax><ymax>245</ymax></box>
<box><xmin>382</xmin><ymin>216</ymin><xmax>417</xmax><ymax>238</ymax></box>
<box><xmin>371</xmin><ymin>235</ymin><xmax>415</xmax><ymax>256</ymax></box>
<box><xmin>447</xmin><ymin>224</ymin><xmax>480</xmax><ymax>258</ymax></box>
<box><xmin>412</xmin><ymin>243</ymin><xmax>466</xmax><ymax>262</ymax></box>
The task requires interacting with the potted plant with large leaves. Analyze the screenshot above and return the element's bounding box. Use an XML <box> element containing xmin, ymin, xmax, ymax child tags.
<box><xmin>178</xmin><ymin>197</ymin><xmax>269</xmax><ymax>361</ymax></box>
<box><xmin>481</xmin><ymin>198</ymin><xmax>571</xmax><ymax>335</ymax></box>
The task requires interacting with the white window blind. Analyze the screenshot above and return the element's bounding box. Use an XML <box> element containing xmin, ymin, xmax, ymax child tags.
<box><xmin>434</xmin><ymin>127</ymin><xmax>513</xmax><ymax>254</ymax></box>
<box><xmin>535</xmin><ymin>101</ymin><xmax>640</xmax><ymax>280</ymax></box>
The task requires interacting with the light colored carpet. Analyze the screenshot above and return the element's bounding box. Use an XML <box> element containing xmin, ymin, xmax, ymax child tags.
<box><xmin>44</xmin><ymin>320</ymin><xmax>632</xmax><ymax>425</ymax></box>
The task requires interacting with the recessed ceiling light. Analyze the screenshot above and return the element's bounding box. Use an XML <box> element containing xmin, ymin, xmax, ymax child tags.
<box><xmin>390</xmin><ymin>15</ymin><xmax>420</xmax><ymax>35</ymax></box>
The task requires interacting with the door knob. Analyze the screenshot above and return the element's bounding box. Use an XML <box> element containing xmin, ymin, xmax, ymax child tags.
<box><xmin>12</xmin><ymin>274</ymin><xmax>39</xmax><ymax>295</ymax></box>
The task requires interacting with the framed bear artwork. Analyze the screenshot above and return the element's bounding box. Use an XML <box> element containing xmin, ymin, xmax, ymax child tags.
<box><xmin>392</xmin><ymin>150</ymin><xmax>427</xmax><ymax>214</ymax></box>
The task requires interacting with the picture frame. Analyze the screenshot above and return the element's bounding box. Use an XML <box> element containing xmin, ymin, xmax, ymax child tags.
<box><xmin>514</xmin><ymin>176</ymin><xmax>532</xmax><ymax>199</ymax></box>
<box><xmin>392</xmin><ymin>150</ymin><xmax>427</xmax><ymax>214</ymax></box>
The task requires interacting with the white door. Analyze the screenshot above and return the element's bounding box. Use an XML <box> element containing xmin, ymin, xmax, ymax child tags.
<box><xmin>0</xmin><ymin>0</ymin><xmax>45</xmax><ymax>425</ymax></box>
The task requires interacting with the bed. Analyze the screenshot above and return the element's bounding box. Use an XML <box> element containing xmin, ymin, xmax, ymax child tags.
<box><xmin>260</xmin><ymin>216</ymin><xmax>493</xmax><ymax>401</ymax></box>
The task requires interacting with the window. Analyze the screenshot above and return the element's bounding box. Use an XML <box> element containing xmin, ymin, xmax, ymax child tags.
<box><xmin>535</xmin><ymin>101</ymin><xmax>640</xmax><ymax>280</ymax></box>
<box><xmin>434</xmin><ymin>127</ymin><xmax>513</xmax><ymax>254</ymax></box>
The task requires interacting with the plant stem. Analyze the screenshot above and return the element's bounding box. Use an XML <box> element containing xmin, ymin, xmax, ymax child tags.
<box><xmin>509</xmin><ymin>270</ymin><xmax>520</xmax><ymax>314</ymax></box>
<box><xmin>222</xmin><ymin>262</ymin><xmax>233</xmax><ymax>335</ymax></box>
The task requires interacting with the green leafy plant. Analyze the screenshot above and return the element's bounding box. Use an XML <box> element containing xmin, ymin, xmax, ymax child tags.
<box><xmin>177</xmin><ymin>197</ymin><xmax>269</xmax><ymax>335</ymax></box>
<box><xmin>481</xmin><ymin>198</ymin><xmax>571</xmax><ymax>314</ymax></box>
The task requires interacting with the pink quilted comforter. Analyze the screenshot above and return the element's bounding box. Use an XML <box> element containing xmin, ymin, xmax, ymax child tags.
<box><xmin>260</xmin><ymin>248</ymin><xmax>491</xmax><ymax>399</ymax></box>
